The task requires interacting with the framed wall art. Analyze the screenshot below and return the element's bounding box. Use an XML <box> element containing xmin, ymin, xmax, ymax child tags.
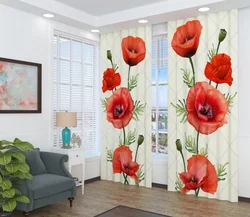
<box><xmin>0</xmin><ymin>57</ymin><xmax>42</xmax><ymax>113</ymax></box>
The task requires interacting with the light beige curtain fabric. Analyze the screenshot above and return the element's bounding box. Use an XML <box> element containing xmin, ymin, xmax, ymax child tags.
<box><xmin>100</xmin><ymin>26</ymin><xmax>152</xmax><ymax>187</ymax></box>
<box><xmin>168</xmin><ymin>10</ymin><xmax>238</xmax><ymax>201</ymax></box>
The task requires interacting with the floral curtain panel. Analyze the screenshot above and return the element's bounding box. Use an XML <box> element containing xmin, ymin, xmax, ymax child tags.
<box><xmin>100</xmin><ymin>26</ymin><xmax>152</xmax><ymax>187</ymax></box>
<box><xmin>168</xmin><ymin>10</ymin><xmax>238</xmax><ymax>202</ymax></box>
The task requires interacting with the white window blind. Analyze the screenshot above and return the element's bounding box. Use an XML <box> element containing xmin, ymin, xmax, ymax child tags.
<box><xmin>53</xmin><ymin>31</ymin><xmax>100</xmax><ymax>156</ymax></box>
<box><xmin>151</xmin><ymin>23</ymin><xmax>168</xmax><ymax>154</ymax></box>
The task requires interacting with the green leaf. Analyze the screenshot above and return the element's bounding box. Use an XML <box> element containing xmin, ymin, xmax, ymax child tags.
<box><xmin>181</xmin><ymin>68</ymin><xmax>194</xmax><ymax>88</ymax></box>
<box><xmin>200</xmin><ymin>144</ymin><xmax>208</xmax><ymax>157</ymax></box>
<box><xmin>13</xmin><ymin>142</ymin><xmax>34</xmax><ymax>152</ymax></box>
<box><xmin>217</xmin><ymin>162</ymin><xmax>229</xmax><ymax>182</ymax></box>
<box><xmin>0</xmin><ymin>169</ymin><xmax>11</xmax><ymax>176</ymax></box>
<box><xmin>128</xmin><ymin>74</ymin><xmax>139</xmax><ymax>91</ymax></box>
<box><xmin>11</xmin><ymin>152</ymin><xmax>26</xmax><ymax>162</ymax></box>
<box><xmin>13</xmin><ymin>188</ymin><xmax>22</xmax><ymax>196</ymax></box>
<box><xmin>184</xmin><ymin>134</ymin><xmax>197</xmax><ymax>155</ymax></box>
<box><xmin>127</xmin><ymin>129</ymin><xmax>136</xmax><ymax>145</ymax></box>
<box><xmin>171</xmin><ymin>99</ymin><xmax>187</xmax><ymax>123</ymax></box>
<box><xmin>107</xmin><ymin>149</ymin><xmax>113</xmax><ymax>162</ymax></box>
<box><xmin>25</xmin><ymin>173</ymin><xmax>33</xmax><ymax>180</ymax></box>
<box><xmin>137</xmin><ymin>165</ymin><xmax>145</xmax><ymax>184</ymax></box>
<box><xmin>101</xmin><ymin>98</ymin><xmax>108</xmax><ymax>112</ymax></box>
<box><xmin>0</xmin><ymin>152</ymin><xmax>12</xmax><ymax>166</ymax></box>
<box><xmin>0</xmin><ymin>188</ymin><xmax>15</xmax><ymax>198</ymax></box>
<box><xmin>0</xmin><ymin>179</ymin><xmax>12</xmax><ymax>190</ymax></box>
<box><xmin>15</xmin><ymin>195</ymin><xmax>30</xmax><ymax>204</ymax></box>
<box><xmin>175</xmin><ymin>174</ymin><xmax>183</xmax><ymax>192</ymax></box>
<box><xmin>12</xmin><ymin>171</ymin><xmax>27</xmax><ymax>179</ymax></box>
<box><xmin>207</xmin><ymin>43</ymin><xmax>217</xmax><ymax>62</ymax></box>
<box><xmin>120</xmin><ymin>129</ymin><xmax>136</xmax><ymax>146</ymax></box>
<box><xmin>0</xmin><ymin>145</ymin><xmax>14</xmax><ymax>150</ymax></box>
<box><xmin>2</xmin><ymin>199</ymin><xmax>17</xmax><ymax>212</ymax></box>
<box><xmin>132</xmin><ymin>101</ymin><xmax>146</xmax><ymax>121</ymax></box>
<box><xmin>5</xmin><ymin>163</ymin><xmax>20</xmax><ymax>173</ymax></box>
<box><xmin>17</xmin><ymin>163</ymin><xmax>30</xmax><ymax>173</ymax></box>
<box><xmin>0</xmin><ymin>140</ymin><xmax>13</xmax><ymax>145</ymax></box>
<box><xmin>225</xmin><ymin>92</ymin><xmax>237</xmax><ymax>113</ymax></box>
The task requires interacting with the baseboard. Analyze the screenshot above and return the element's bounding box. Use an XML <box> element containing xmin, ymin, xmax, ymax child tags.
<box><xmin>85</xmin><ymin>176</ymin><xmax>101</xmax><ymax>184</ymax></box>
<box><xmin>152</xmin><ymin>183</ymin><xmax>168</xmax><ymax>189</ymax></box>
<box><xmin>239</xmin><ymin>196</ymin><xmax>250</xmax><ymax>202</ymax></box>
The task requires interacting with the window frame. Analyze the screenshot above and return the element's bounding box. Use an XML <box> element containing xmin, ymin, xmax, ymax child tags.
<box><xmin>152</xmin><ymin>33</ymin><xmax>168</xmax><ymax>155</ymax></box>
<box><xmin>53</xmin><ymin>31</ymin><xmax>100</xmax><ymax>156</ymax></box>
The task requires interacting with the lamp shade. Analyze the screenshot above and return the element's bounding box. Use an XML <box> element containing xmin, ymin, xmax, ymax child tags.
<box><xmin>56</xmin><ymin>112</ymin><xmax>77</xmax><ymax>127</ymax></box>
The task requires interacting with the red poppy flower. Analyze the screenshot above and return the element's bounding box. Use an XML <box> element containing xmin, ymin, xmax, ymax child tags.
<box><xmin>171</xmin><ymin>20</ymin><xmax>203</xmax><ymax>58</ymax></box>
<box><xmin>106</xmin><ymin>87</ymin><xmax>134</xmax><ymax>129</ymax></box>
<box><xmin>113</xmin><ymin>145</ymin><xmax>140</xmax><ymax>183</ymax></box>
<box><xmin>205</xmin><ymin>53</ymin><xmax>233</xmax><ymax>86</ymax></box>
<box><xmin>186</xmin><ymin>82</ymin><xmax>228</xmax><ymax>135</ymax></box>
<box><xmin>102</xmin><ymin>68</ymin><xmax>121</xmax><ymax>93</ymax></box>
<box><xmin>179</xmin><ymin>155</ymin><xmax>218</xmax><ymax>194</ymax></box>
<box><xmin>121</xmin><ymin>36</ymin><xmax>146</xmax><ymax>66</ymax></box>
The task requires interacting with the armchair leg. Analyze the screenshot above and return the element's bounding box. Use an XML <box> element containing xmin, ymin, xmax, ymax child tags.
<box><xmin>23</xmin><ymin>212</ymin><xmax>31</xmax><ymax>216</ymax></box>
<box><xmin>68</xmin><ymin>197</ymin><xmax>74</xmax><ymax>208</ymax></box>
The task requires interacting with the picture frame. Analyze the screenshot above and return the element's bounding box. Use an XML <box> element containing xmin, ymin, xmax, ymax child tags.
<box><xmin>0</xmin><ymin>57</ymin><xmax>42</xmax><ymax>113</ymax></box>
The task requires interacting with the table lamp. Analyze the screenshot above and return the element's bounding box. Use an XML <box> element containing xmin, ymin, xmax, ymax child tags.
<box><xmin>56</xmin><ymin>112</ymin><xmax>77</xmax><ymax>149</ymax></box>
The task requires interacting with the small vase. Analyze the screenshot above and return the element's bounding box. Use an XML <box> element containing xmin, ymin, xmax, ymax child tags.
<box><xmin>0</xmin><ymin>212</ymin><xmax>12</xmax><ymax>217</ymax></box>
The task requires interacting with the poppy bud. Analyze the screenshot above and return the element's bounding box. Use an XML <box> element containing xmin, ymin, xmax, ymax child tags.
<box><xmin>107</xmin><ymin>50</ymin><xmax>112</xmax><ymax>61</ymax></box>
<box><xmin>176</xmin><ymin>139</ymin><xmax>182</xmax><ymax>152</ymax></box>
<box><xmin>137</xmin><ymin>135</ymin><xmax>144</xmax><ymax>146</ymax></box>
<box><xmin>218</xmin><ymin>29</ymin><xmax>227</xmax><ymax>43</ymax></box>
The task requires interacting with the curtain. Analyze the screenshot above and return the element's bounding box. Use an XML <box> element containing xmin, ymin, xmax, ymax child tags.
<box><xmin>168</xmin><ymin>10</ymin><xmax>238</xmax><ymax>202</ymax></box>
<box><xmin>100</xmin><ymin>26</ymin><xmax>152</xmax><ymax>187</ymax></box>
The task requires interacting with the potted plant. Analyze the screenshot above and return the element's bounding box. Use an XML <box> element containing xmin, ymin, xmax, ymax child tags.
<box><xmin>0</xmin><ymin>138</ymin><xmax>34</xmax><ymax>216</ymax></box>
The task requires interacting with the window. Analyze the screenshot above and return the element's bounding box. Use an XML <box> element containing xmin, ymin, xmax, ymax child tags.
<box><xmin>152</xmin><ymin>24</ymin><xmax>168</xmax><ymax>154</ymax></box>
<box><xmin>53</xmin><ymin>31</ymin><xmax>100</xmax><ymax>156</ymax></box>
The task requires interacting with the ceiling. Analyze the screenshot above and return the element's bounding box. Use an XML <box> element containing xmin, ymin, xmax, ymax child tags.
<box><xmin>1</xmin><ymin>0</ymin><xmax>250</xmax><ymax>33</ymax></box>
<box><xmin>55</xmin><ymin>0</ymin><xmax>168</xmax><ymax>16</ymax></box>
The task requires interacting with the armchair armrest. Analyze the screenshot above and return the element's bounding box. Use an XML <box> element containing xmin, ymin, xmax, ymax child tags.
<box><xmin>40</xmin><ymin>152</ymin><xmax>72</xmax><ymax>178</ymax></box>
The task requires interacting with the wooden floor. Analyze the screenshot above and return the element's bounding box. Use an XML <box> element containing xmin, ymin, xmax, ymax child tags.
<box><xmin>13</xmin><ymin>180</ymin><xmax>250</xmax><ymax>217</ymax></box>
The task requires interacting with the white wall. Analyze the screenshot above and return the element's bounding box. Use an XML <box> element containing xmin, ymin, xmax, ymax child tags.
<box><xmin>238</xmin><ymin>6</ymin><xmax>250</xmax><ymax>198</ymax></box>
<box><xmin>0</xmin><ymin>5</ymin><xmax>98</xmax><ymax>150</ymax></box>
<box><xmin>0</xmin><ymin>5</ymin><xmax>53</xmax><ymax>150</ymax></box>
<box><xmin>0</xmin><ymin>4</ymin><xmax>101</xmax><ymax>178</ymax></box>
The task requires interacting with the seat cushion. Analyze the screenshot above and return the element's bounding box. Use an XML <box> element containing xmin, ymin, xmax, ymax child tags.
<box><xmin>24</xmin><ymin>148</ymin><xmax>47</xmax><ymax>176</ymax></box>
<box><xmin>32</xmin><ymin>173</ymin><xmax>75</xmax><ymax>199</ymax></box>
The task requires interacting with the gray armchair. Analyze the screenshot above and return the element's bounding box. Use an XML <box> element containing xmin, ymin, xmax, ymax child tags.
<box><xmin>15</xmin><ymin>149</ymin><xmax>76</xmax><ymax>216</ymax></box>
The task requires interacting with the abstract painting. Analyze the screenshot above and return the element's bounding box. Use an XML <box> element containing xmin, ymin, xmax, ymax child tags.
<box><xmin>0</xmin><ymin>58</ymin><xmax>41</xmax><ymax>113</ymax></box>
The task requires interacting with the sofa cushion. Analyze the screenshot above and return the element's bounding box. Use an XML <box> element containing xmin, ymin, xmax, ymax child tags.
<box><xmin>32</xmin><ymin>173</ymin><xmax>75</xmax><ymax>199</ymax></box>
<box><xmin>24</xmin><ymin>149</ymin><xmax>47</xmax><ymax>176</ymax></box>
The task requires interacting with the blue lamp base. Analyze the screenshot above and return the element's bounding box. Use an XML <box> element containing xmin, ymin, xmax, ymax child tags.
<box><xmin>62</xmin><ymin>127</ymin><xmax>71</xmax><ymax>149</ymax></box>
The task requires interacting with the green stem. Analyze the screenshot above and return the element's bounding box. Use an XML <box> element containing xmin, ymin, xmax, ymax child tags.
<box><xmin>128</xmin><ymin>66</ymin><xmax>131</xmax><ymax>89</ymax></box>
<box><xmin>216</xmin><ymin>41</ymin><xmax>221</xmax><ymax>55</ymax></box>
<box><xmin>195</xmin><ymin>188</ymin><xmax>200</xmax><ymax>197</ymax></box>
<box><xmin>135</xmin><ymin>145</ymin><xmax>139</xmax><ymax>163</ymax></box>
<box><xmin>189</xmin><ymin>57</ymin><xmax>195</xmax><ymax>84</ymax></box>
<box><xmin>122</xmin><ymin>127</ymin><xmax>129</xmax><ymax>183</ymax></box>
<box><xmin>110</xmin><ymin>59</ymin><xmax>114</xmax><ymax>69</ymax></box>
<box><xmin>196</xmin><ymin>131</ymin><xmax>200</xmax><ymax>154</ymax></box>
<box><xmin>123</xmin><ymin>127</ymin><xmax>126</xmax><ymax>145</ymax></box>
<box><xmin>180</xmin><ymin>151</ymin><xmax>186</xmax><ymax>172</ymax></box>
<box><xmin>123</xmin><ymin>172</ymin><xmax>129</xmax><ymax>184</ymax></box>
<box><xmin>215</xmin><ymin>83</ymin><xmax>219</xmax><ymax>89</ymax></box>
